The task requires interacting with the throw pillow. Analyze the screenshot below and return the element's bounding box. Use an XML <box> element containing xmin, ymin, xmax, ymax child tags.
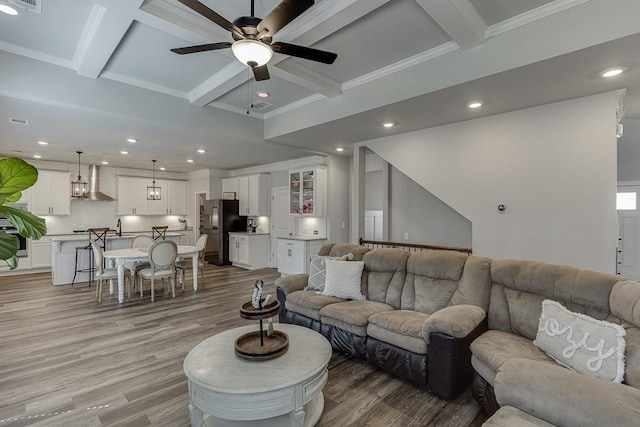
<box><xmin>321</xmin><ymin>259</ymin><xmax>365</xmax><ymax>300</ymax></box>
<box><xmin>306</xmin><ymin>253</ymin><xmax>354</xmax><ymax>292</ymax></box>
<box><xmin>534</xmin><ymin>299</ymin><xmax>626</xmax><ymax>383</ymax></box>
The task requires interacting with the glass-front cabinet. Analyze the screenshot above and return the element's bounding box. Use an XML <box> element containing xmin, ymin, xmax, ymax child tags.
<box><xmin>289</xmin><ymin>166</ymin><xmax>327</xmax><ymax>216</ymax></box>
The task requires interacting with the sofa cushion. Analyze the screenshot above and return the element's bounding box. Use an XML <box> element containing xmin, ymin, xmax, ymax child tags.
<box><xmin>361</xmin><ymin>249</ymin><xmax>409</xmax><ymax>307</ymax></box>
<box><xmin>488</xmin><ymin>260</ymin><xmax>619</xmax><ymax>338</ymax></box>
<box><xmin>322</xmin><ymin>260</ymin><xmax>366</xmax><ymax>300</ymax></box>
<box><xmin>320</xmin><ymin>300</ymin><xmax>394</xmax><ymax>336</ymax></box>
<box><xmin>483</xmin><ymin>406</ymin><xmax>555</xmax><ymax>427</ymax></box>
<box><xmin>306</xmin><ymin>254</ymin><xmax>352</xmax><ymax>291</ymax></box>
<box><xmin>470</xmin><ymin>330</ymin><xmax>553</xmax><ymax>383</ymax></box>
<box><xmin>534</xmin><ymin>299</ymin><xmax>626</xmax><ymax>383</ymax></box>
<box><xmin>285</xmin><ymin>290</ymin><xmax>346</xmax><ymax>321</ymax></box>
<box><xmin>367</xmin><ymin>310</ymin><xmax>430</xmax><ymax>354</ymax></box>
<box><xmin>328</xmin><ymin>243</ymin><xmax>370</xmax><ymax>261</ymax></box>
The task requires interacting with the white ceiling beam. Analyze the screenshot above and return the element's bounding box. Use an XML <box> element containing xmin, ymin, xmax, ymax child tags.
<box><xmin>75</xmin><ymin>0</ymin><xmax>144</xmax><ymax>79</ymax></box>
<box><xmin>272</xmin><ymin>61</ymin><xmax>342</xmax><ymax>98</ymax></box>
<box><xmin>186</xmin><ymin>0</ymin><xmax>392</xmax><ymax>106</ymax></box>
<box><xmin>137</xmin><ymin>0</ymin><xmax>229</xmax><ymax>44</ymax></box>
<box><xmin>415</xmin><ymin>0</ymin><xmax>487</xmax><ymax>50</ymax></box>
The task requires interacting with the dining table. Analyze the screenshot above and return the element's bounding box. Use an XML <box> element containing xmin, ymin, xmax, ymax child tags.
<box><xmin>103</xmin><ymin>245</ymin><xmax>200</xmax><ymax>303</ymax></box>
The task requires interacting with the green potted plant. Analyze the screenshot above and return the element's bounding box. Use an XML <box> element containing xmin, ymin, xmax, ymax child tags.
<box><xmin>0</xmin><ymin>158</ymin><xmax>47</xmax><ymax>269</ymax></box>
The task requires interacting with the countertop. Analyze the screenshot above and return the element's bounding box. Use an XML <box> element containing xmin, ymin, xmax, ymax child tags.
<box><xmin>228</xmin><ymin>231</ymin><xmax>270</xmax><ymax>236</ymax></box>
<box><xmin>49</xmin><ymin>231</ymin><xmax>185</xmax><ymax>242</ymax></box>
<box><xmin>278</xmin><ymin>235</ymin><xmax>327</xmax><ymax>241</ymax></box>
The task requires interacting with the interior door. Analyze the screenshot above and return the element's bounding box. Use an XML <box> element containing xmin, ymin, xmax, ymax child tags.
<box><xmin>617</xmin><ymin>185</ymin><xmax>640</xmax><ymax>280</ymax></box>
<box><xmin>271</xmin><ymin>187</ymin><xmax>295</xmax><ymax>267</ymax></box>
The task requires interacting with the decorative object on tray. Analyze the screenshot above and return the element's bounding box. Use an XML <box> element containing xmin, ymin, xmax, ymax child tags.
<box><xmin>235</xmin><ymin>280</ymin><xmax>289</xmax><ymax>360</ymax></box>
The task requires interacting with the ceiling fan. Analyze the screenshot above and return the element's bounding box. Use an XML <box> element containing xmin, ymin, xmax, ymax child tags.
<box><xmin>171</xmin><ymin>0</ymin><xmax>338</xmax><ymax>81</ymax></box>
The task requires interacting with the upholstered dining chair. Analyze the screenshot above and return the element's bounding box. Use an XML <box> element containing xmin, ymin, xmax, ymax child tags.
<box><xmin>91</xmin><ymin>241</ymin><xmax>129</xmax><ymax>303</ymax></box>
<box><xmin>176</xmin><ymin>234</ymin><xmax>208</xmax><ymax>290</ymax></box>
<box><xmin>125</xmin><ymin>234</ymin><xmax>154</xmax><ymax>285</ymax></box>
<box><xmin>138</xmin><ymin>240</ymin><xmax>178</xmax><ymax>302</ymax></box>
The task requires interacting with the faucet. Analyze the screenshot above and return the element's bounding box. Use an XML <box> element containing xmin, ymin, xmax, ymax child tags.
<box><xmin>116</xmin><ymin>218</ymin><xmax>122</xmax><ymax>236</ymax></box>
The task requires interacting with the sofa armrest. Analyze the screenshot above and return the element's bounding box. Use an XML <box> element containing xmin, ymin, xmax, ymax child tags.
<box><xmin>274</xmin><ymin>274</ymin><xmax>308</xmax><ymax>295</ymax></box>
<box><xmin>495</xmin><ymin>359</ymin><xmax>640</xmax><ymax>427</ymax></box>
<box><xmin>422</xmin><ymin>304</ymin><xmax>486</xmax><ymax>344</ymax></box>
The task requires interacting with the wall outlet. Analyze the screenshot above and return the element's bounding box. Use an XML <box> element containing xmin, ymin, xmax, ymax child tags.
<box><xmin>341</xmin><ymin>222</ymin><xmax>346</xmax><ymax>229</ymax></box>
<box><xmin>404</xmin><ymin>232</ymin><xmax>409</xmax><ymax>240</ymax></box>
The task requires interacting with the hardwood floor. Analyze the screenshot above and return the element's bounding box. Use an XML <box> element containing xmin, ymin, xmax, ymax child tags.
<box><xmin>0</xmin><ymin>265</ymin><xmax>487</xmax><ymax>427</ymax></box>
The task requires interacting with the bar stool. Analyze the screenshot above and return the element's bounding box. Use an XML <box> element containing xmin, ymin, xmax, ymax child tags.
<box><xmin>152</xmin><ymin>225</ymin><xmax>168</xmax><ymax>241</ymax></box>
<box><xmin>71</xmin><ymin>228</ymin><xmax>109</xmax><ymax>286</ymax></box>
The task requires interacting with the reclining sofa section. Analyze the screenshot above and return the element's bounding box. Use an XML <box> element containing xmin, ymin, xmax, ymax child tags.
<box><xmin>275</xmin><ymin>244</ymin><xmax>491</xmax><ymax>399</ymax></box>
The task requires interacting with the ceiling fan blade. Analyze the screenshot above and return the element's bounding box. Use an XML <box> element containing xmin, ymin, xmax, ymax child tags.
<box><xmin>251</xmin><ymin>64</ymin><xmax>270</xmax><ymax>81</ymax></box>
<box><xmin>171</xmin><ymin>42</ymin><xmax>232</xmax><ymax>55</ymax></box>
<box><xmin>176</xmin><ymin>0</ymin><xmax>240</xmax><ymax>33</ymax></box>
<box><xmin>271</xmin><ymin>42</ymin><xmax>337</xmax><ymax>64</ymax></box>
<box><xmin>257</xmin><ymin>0</ymin><xmax>314</xmax><ymax>38</ymax></box>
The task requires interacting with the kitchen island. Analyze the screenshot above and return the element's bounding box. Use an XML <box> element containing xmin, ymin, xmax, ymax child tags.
<box><xmin>50</xmin><ymin>232</ymin><xmax>183</xmax><ymax>285</ymax></box>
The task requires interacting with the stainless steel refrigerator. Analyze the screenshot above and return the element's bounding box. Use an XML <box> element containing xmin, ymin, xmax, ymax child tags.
<box><xmin>201</xmin><ymin>199</ymin><xmax>246</xmax><ymax>265</ymax></box>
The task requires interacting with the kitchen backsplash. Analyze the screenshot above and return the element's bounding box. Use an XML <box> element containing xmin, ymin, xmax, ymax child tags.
<box><xmin>295</xmin><ymin>217</ymin><xmax>326</xmax><ymax>237</ymax></box>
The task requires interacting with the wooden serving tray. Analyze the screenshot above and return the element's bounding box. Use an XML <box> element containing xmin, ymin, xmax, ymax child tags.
<box><xmin>239</xmin><ymin>299</ymin><xmax>280</xmax><ymax>320</ymax></box>
<box><xmin>234</xmin><ymin>330</ymin><xmax>289</xmax><ymax>361</ymax></box>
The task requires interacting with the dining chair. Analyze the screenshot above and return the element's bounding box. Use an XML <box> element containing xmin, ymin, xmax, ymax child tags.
<box><xmin>138</xmin><ymin>240</ymin><xmax>178</xmax><ymax>302</ymax></box>
<box><xmin>176</xmin><ymin>234</ymin><xmax>208</xmax><ymax>290</ymax></box>
<box><xmin>125</xmin><ymin>234</ymin><xmax>154</xmax><ymax>285</ymax></box>
<box><xmin>91</xmin><ymin>241</ymin><xmax>129</xmax><ymax>303</ymax></box>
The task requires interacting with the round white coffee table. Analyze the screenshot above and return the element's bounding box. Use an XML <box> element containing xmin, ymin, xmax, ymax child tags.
<box><xmin>184</xmin><ymin>324</ymin><xmax>332</xmax><ymax>427</ymax></box>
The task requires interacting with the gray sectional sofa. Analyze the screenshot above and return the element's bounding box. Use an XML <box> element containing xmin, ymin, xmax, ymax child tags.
<box><xmin>276</xmin><ymin>242</ymin><xmax>640</xmax><ymax>425</ymax></box>
<box><xmin>471</xmin><ymin>259</ymin><xmax>640</xmax><ymax>421</ymax></box>
<box><xmin>276</xmin><ymin>243</ymin><xmax>492</xmax><ymax>399</ymax></box>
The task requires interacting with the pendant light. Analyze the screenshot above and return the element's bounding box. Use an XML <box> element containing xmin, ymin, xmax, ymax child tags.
<box><xmin>147</xmin><ymin>160</ymin><xmax>161</xmax><ymax>200</ymax></box>
<box><xmin>70</xmin><ymin>151</ymin><xmax>88</xmax><ymax>198</ymax></box>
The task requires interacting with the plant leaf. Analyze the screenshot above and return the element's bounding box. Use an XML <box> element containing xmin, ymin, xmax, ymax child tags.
<box><xmin>0</xmin><ymin>158</ymin><xmax>38</xmax><ymax>195</ymax></box>
<box><xmin>3</xmin><ymin>191</ymin><xmax>22</xmax><ymax>203</ymax></box>
<box><xmin>0</xmin><ymin>206</ymin><xmax>47</xmax><ymax>239</ymax></box>
<box><xmin>0</xmin><ymin>231</ymin><xmax>19</xmax><ymax>268</ymax></box>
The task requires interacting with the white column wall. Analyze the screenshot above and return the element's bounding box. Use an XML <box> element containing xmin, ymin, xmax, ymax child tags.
<box><xmin>363</xmin><ymin>93</ymin><xmax>618</xmax><ymax>273</ymax></box>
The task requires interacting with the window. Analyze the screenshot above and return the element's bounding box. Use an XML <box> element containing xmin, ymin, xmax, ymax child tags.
<box><xmin>617</xmin><ymin>192</ymin><xmax>637</xmax><ymax>210</ymax></box>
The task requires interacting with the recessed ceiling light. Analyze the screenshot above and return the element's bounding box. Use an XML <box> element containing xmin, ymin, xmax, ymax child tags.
<box><xmin>159</xmin><ymin>167</ymin><xmax>166</xmax><ymax>171</ymax></box>
<box><xmin>600</xmin><ymin>67</ymin><xmax>627</xmax><ymax>78</ymax></box>
<box><xmin>382</xmin><ymin>122</ymin><xmax>396</xmax><ymax>128</ymax></box>
<box><xmin>336</xmin><ymin>147</ymin><xmax>344</xmax><ymax>152</ymax></box>
<box><xmin>33</xmin><ymin>154</ymin><xmax>42</xmax><ymax>159</ymax></box>
<box><xmin>120</xmin><ymin>151</ymin><xmax>129</xmax><ymax>155</ymax></box>
<box><xmin>0</xmin><ymin>4</ymin><xmax>18</xmax><ymax>15</ymax></box>
<box><xmin>126</xmin><ymin>138</ymin><xmax>138</xmax><ymax>143</ymax></box>
<box><xmin>187</xmin><ymin>159</ymin><xmax>194</xmax><ymax>163</ymax></box>
<box><xmin>197</xmin><ymin>149</ymin><xmax>206</xmax><ymax>153</ymax></box>
<box><xmin>37</xmin><ymin>141</ymin><xmax>48</xmax><ymax>145</ymax></box>
<box><xmin>467</xmin><ymin>101</ymin><xmax>483</xmax><ymax>109</ymax></box>
<box><xmin>257</xmin><ymin>91</ymin><xmax>269</xmax><ymax>98</ymax></box>
<box><xmin>101</xmin><ymin>161</ymin><xmax>109</xmax><ymax>165</ymax></box>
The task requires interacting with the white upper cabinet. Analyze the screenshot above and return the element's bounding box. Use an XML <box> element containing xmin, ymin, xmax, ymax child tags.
<box><xmin>31</xmin><ymin>171</ymin><xmax>71</xmax><ymax>216</ymax></box>
<box><xmin>289</xmin><ymin>166</ymin><xmax>327</xmax><ymax>216</ymax></box>
<box><xmin>117</xmin><ymin>177</ymin><xmax>188</xmax><ymax>216</ymax></box>
<box><xmin>222</xmin><ymin>174</ymin><xmax>270</xmax><ymax>216</ymax></box>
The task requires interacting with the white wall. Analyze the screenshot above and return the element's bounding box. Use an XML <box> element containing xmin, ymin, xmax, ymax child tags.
<box><xmin>363</xmin><ymin>93</ymin><xmax>618</xmax><ymax>273</ymax></box>
<box><xmin>618</xmin><ymin>119</ymin><xmax>640</xmax><ymax>182</ymax></box>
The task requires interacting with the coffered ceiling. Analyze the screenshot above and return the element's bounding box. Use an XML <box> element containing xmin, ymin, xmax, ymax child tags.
<box><xmin>0</xmin><ymin>0</ymin><xmax>639</xmax><ymax>172</ymax></box>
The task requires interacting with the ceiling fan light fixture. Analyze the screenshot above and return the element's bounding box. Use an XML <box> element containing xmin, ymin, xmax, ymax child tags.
<box><xmin>231</xmin><ymin>39</ymin><xmax>273</xmax><ymax>67</ymax></box>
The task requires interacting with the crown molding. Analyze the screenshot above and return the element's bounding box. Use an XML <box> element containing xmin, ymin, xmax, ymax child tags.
<box><xmin>0</xmin><ymin>41</ymin><xmax>74</xmax><ymax>70</ymax></box>
<box><xmin>100</xmin><ymin>71</ymin><xmax>188</xmax><ymax>99</ymax></box>
<box><xmin>486</xmin><ymin>0</ymin><xmax>590</xmax><ymax>38</ymax></box>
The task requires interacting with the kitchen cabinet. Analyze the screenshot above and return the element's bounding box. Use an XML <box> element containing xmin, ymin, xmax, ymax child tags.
<box><xmin>222</xmin><ymin>174</ymin><xmax>270</xmax><ymax>216</ymax></box>
<box><xmin>31</xmin><ymin>171</ymin><xmax>70</xmax><ymax>215</ymax></box>
<box><xmin>117</xmin><ymin>177</ymin><xmax>188</xmax><ymax>216</ymax></box>
<box><xmin>117</xmin><ymin>177</ymin><xmax>148</xmax><ymax>215</ymax></box>
<box><xmin>229</xmin><ymin>232</ymin><xmax>270</xmax><ymax>269</ymax></box>
<box><xmin>30</xmin><ymin>236</ymin><xmax>52</xmax><ymax>269</ymax></box>
<box><xmin>289</xmin><ymin>166</ymin><xmax>327</xmax><ymax>216</ymax></box>
<box><xmin>277</xmin><ymin>238</ymin><xmax>326</xmax><ymax>275</ymax></box>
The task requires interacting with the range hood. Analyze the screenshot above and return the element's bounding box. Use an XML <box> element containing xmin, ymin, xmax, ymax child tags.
<box><xmin>83</xmin><ymin>165</ymin><xmax>115</xmax><ymax>201</ymax></box>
